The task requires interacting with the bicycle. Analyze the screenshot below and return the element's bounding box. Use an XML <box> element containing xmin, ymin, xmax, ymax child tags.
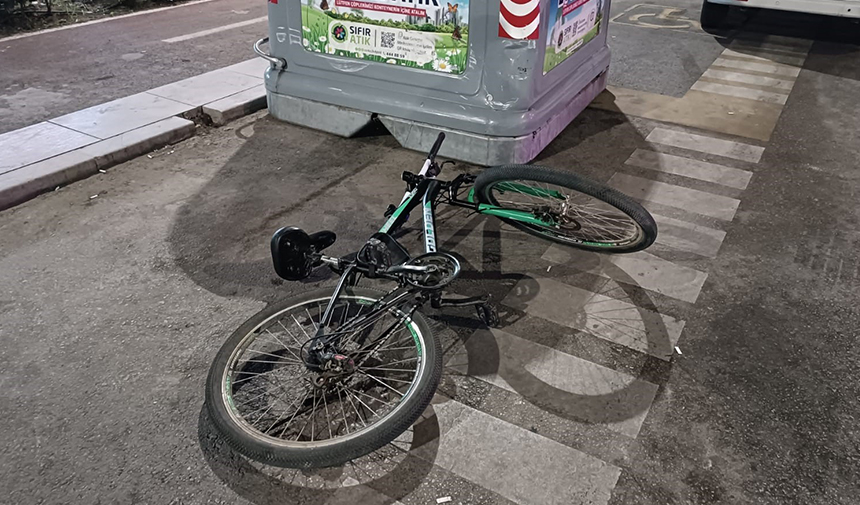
<box><xmin>204</xmin><ymin>132</ymin><xmax>658</xmax><ymax>468</ymax></box>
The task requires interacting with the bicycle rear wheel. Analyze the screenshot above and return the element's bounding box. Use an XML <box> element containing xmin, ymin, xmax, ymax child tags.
<box><xmin>474</xmin><ymin>165</ymin><xmax>657</xmax><ymax>253</ymax></box>
<box><xmin>205</xmin><ymin>287</ymin><xmax>441</xmax><ymax>468</ymax></box>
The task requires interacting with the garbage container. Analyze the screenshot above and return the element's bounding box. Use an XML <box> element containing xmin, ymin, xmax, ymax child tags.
<box><xmin>257</xmin><ymin>0</ymin><xmax>610</xmax><ymax>165</ymax></box>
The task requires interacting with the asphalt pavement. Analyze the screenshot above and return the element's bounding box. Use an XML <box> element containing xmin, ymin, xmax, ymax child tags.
<box><xmin>0</xmin><ymin>0</ymin><xmax>266</xmax><ymax>134</ymax></box>
<box><xmin>1</xmin><ymin>2</ymin><xmax>860</xmax><ymax>505</ymax></box>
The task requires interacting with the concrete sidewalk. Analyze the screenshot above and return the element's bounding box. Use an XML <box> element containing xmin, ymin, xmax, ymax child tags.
<box><xmin>0</xmin><ymin>58</ymin><xmax>269</xmax><ymax>210</ymax></box>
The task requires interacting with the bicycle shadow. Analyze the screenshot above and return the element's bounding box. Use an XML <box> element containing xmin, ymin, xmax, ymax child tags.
<box><xmin>168</xmin><ymin>106</ymin><xmax>683</xmax><ymax>502</ymax></box>
<box><xmin>197</xmin><ymin>401</ymin><xmax>446</xmax><ymax>505</ymax></box>
<box><xmin>432</xmin><ymin>205</ymin><xmax>675</xmax><ymax>431</ymax></box>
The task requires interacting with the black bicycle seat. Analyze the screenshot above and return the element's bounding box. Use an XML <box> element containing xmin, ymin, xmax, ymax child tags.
<box><xmin>271</xmin><ymin>227</ymin><xmax>337</xmax><ymax>280</ymax></box>
<box><xmin>308</xmin><ymin>230</ymin><xmax>336</xmax><ymax>252</ymax></box>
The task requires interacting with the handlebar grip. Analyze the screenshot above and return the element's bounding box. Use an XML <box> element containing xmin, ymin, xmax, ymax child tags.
<box><xmin>427</xmin><ymin>132</ymin><xmax>446</xmax><ymax>160</ymax></box>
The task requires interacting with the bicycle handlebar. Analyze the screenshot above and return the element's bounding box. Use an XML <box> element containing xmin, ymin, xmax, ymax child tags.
<box><xmin>427</xmin><ymin>132</ymin><xmax>445</xmax><ymax>161</ymax></box>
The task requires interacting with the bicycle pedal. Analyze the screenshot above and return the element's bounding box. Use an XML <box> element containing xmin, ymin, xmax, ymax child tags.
<box><xmin>384</xmin><ymin>204</ymin><xmax>397</xmax><ymax>218</ymax></box>
<box><xmin>476</xmin><ymin>303</ymin><xmax>500</xmax><ymax>328</ymax></box>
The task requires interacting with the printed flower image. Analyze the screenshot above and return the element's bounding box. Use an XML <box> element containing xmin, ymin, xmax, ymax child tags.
<box><xmin>303</xmin><ymin>26</ymin><xmax>310</xmax><ymax>33</ymax></box>
<box><xmin>326</xmin><ymin>45</ymin><xmax>336</xmax><ymax>54</ymax></box>
<box><xmin>355</xmin><ymin>52</ymin><xmax>364</xmax><ymax>58</ymax></box>
<box><xmin>319</xmin><ymin>36</ymin><xmax>327</xmax><ymax>42</ymax></box>
<box><xmin>303</xmin><ymin>38</ymin><xmax>309</xmax><ymax>47</ymax></box>
<box><xmin>432</xmin><ymin>59</ymin><xmax>452</xmax><ymax>72</ymax></box>
<box><xmin>386</xmin><ymin>59</ymin><xmax>397</xmax><ymax>64</ymax></box>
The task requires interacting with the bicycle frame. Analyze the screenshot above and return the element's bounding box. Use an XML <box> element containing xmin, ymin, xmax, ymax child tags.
<box><xmin>379</xmin><ymin>171</ymin><xmax>561</xmax><ymax>253</ymax></box>
<box><xmin>309</xmin><ymin>132</ymin><xmax>564</xmax><ymax>348</ymax></box>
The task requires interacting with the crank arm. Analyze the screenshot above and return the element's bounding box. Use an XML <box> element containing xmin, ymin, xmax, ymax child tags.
<box><xmin>431</xmin><ymin>295</ymin><xmax>489</xmax><ymax>309</ymax></box>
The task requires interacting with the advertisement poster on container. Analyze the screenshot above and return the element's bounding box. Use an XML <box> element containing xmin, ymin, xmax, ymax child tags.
<box><xmin>302</xmin><ymin>0</ymin><xmax>469</xmax><ymax>74</ymax></box>
<box><xmin>544</xmin><ymin>0</ymin><xmax>603</xmax><ymax>74</ymax></box>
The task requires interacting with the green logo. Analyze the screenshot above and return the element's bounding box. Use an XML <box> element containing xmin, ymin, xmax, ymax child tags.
<box><xmin>331</xmin><ymin>23</ymin><xmax>347</xmax><ymax>42</ymax></box>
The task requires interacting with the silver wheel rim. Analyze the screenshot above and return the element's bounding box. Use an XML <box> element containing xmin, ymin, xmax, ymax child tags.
<box><xmin>489</xmin><ymin>180</ymin><xmax>644</xmax><ymax>248</ymax></box>
<box><xmin>220</xmin><ymin>294</ymin><xmax>427</xmax><ymax>449</ymax></box>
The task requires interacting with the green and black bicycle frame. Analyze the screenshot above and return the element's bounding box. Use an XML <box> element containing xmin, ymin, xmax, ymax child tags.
<box><xmin>275</xmin><ymin>132</ymin><xmax>557</xmax><ymax>368</ymax></box>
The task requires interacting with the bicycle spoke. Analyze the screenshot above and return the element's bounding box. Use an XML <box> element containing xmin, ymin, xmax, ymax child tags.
<box><xmin>265</xmin><ymin>389</ymin><xmax>309</xmax><ymax>434</ymax></box>
<box><xmin>350</xmin><ymin>388</ymin><xmax>398</xmax><ymax>407</ymax></box>
<box><xmin>244</xmin><ymin>348</ymin><xmax>301</xmax><ymax>361</ymax></box>
<box><xmin>278</xmin><ymin>388</ymin><xmax>311</xmax><ymax>438</ymax></box>
<box><xmin>340</xmin><ymin>385</ymin><xmax>367</xmax><ymax>427</ymax></box>
<box><xmin>306</xmin><ymin>307</ymin><xmax>319</xmax><ymax>332</ymax></box>
<box><xmin>355</xmin><ymin>370</ymin><xmax>406</xmax><ymax>396</ymax></box>
<box><xmin>343</xmin><ymin>386</ymin><xmax>382</xmax><ymax>418</ymax></box>
<box><xmin>275</xmin><ymin>322</ymin><xmax>305</xmax><ymax>349</ymax></box>
<box><xmin>492</xmin><ymin>179</ymin><xmax>640</xmax><ymax>246</ymax></box>
<box><xmin>336</xmin><ymin>386</ymin><xmax>350</xmax><ymax>435</ymax></box>
<box><xmin>359</xmin><ymin>365</ymin><xmax>417</xmax><ymax>373</ymax></box>
<box><xmin>291</xmin><ymin>314</ymin><xmax>313</xmax><ymax>340</ymax></box>
<box><xmin>240</xmin><ymin>359</ymin><xmax>302</xmax><ymax>366</ymax></box>
<box><xmin>296</xmin><ymin>389</ymin><xmax>317</xmax><ymax>441</ymax></box>
<box><xmin>322</xmin><ymin>389</ymin><xmax>333</xmax><ymax>440</ymax></box>
<box><xmin>220</xmin><ymin>293</ymin><xmax>425</xmax><ymax>447</ymax></box>
<box><xmin>264</xmin><ymin>327</ymin><xmax>301</xmax><ymax>361</ymax></box>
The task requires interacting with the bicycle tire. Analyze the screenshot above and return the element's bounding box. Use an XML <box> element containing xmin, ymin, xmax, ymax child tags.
<box><xmin>205</xmin><ymin>287</ymin><xmax>441</xmax><ymax>468</ymax></box>
<box><xmin>474</xmin><ymin>164</ymin><xmax>657</xmax><ymax>253</ymax></box>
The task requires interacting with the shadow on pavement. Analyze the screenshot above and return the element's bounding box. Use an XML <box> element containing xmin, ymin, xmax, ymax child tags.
<box><xmin>175</xmin><ymin>108</ymin><xmax>678</xmax><ymax>501</ymax></box>
<box><xmin>198</xmin><ymin>402</ymin><xmax>443</xmax><ymax>504</ymax></box>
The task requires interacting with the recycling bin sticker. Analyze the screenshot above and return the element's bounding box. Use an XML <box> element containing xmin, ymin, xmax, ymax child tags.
<box><xmin>544</xmin><ymin>0</ymin><xmax>603</xmax><ymax>74</ymax></box>
<box><xmin>302</xmin><ymin>0</ymin><xmax>470</xmax><ymax>74</ymax></box>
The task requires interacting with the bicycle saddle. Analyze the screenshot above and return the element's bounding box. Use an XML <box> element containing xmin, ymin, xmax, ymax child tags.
<box><xmin>271</xmin><ymin>227</ymin><xmax>336</xmax><ymax>280</ymax></box>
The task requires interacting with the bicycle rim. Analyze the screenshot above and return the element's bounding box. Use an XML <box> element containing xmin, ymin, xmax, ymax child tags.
<box><xmin>485</xmin><ymin>179</ymin><xmax>646</xmax><ymax>249</ymax></box>
<box><xmin>219</xmin><ymin>294</ymin><xmax>427</xmax><ymax>449</ymax></box>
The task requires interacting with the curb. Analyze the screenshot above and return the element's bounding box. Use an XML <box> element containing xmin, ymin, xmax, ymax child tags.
<box><xmin>0</xmin><ymin>117</ymin><xmax>198</xmax><ymax>210</ymax></box>
<box><xmin>0</xmin><ymin>70</ymin><xmax>267</xmax><ymax>211</ymax></box>
<box><xmin>204</xmin><ymin>87</ymin><xmax>268</xmax><ymax>126</ymax></box>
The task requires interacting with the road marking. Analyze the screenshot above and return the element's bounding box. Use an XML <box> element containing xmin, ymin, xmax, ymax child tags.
<box><xmin>609</xmin><ymin>3</ymin><xmax>711</xmax><ymax>35</ymax></box>
<box><xmin>410</xmin><ymin>398</ymin><xmax>621</xmax><ymax>505</ymax></box>
<box><xmin>701</xmin><ymin>69</ymin><xmax>795</xmax><ymax>91</ymax></box>
<box><xmin>502</xmin><ymin>276</ymin><xmax>685</xmax><ymax>360</ymax></box>
<box><xmin>646</xmin><ymin>128</ymin><xmax>765</xmax><ymax>163</ymax></box>
<box><xmin>0</xmin><ymin>0</ymin><xmax>218</xmax><ymax>43</ymax></box>
<box><xmin>591</xmin><ymin>35</ymin><xmax>809</xmax><ymax>141</ymax></box>
<box><xmin>625</xmin><ymin>149</ymin><xmax>753</xmax><ymax>189</ymax></box>
<box><xmin>729</xmin><ymin>42</ymin><xmax>810</xmax><ymax>58</ymax></box>
<box><xmin>712</xmin><ymin>58</ymin><xmax>801</xmax><ymax>78</ymax></box>
<box><xmin>730</xmin><ymin>35</ymin><xmax>812</xmax><ymax>55</ymax></box>
<box><xmin>650</xmin><ymin>213</ymin><xmax>727</xmax><ymax>258</ymax></box>
<box><xmin>691</xmin><ymin>81</ymin><xmax>788</xmax><ymax>105</ymax></box>
<box><xmin>446</xmin><ymin>328</ymin><xmax>659</xmax><ymax>438</ymax></box>
<box><xmin>162</xmin><ymin>16</ymin><xmax>268</xmax><ymax>43</ymax></box>
<box><xmin>542</xmin><ymin>246</ymin><xmax>709</xmax><ymax>303</ymax></box>
<box><xmin>591</xmin><ymin>85</ymin><xmax>784</xmax><ymax>142</ymax></box>
<box><xmin>609</xmin><ymin>172</ymin><xmax>741</xmax><ymax>221</ymax></box>
<box><xmin>721</xmin><ymin>48</ymin><xmax>806</xmax><ymax>67</ymax></box>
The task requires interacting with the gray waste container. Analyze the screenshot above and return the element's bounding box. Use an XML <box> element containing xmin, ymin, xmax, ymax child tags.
<box><xmin>256</xmin><ymin>0</ymin><xmax>610</xmax><ymax>165</ymax></box>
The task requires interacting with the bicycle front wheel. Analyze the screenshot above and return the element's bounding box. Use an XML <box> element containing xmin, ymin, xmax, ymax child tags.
<box><xmin>205</xmin><ymin>287</ymin><xmax>441</xmax><ymax>468</ymax></box>
<box><xmin>474</xmin><ymin>165</ymin><xmax>657</xmax><ymax>253</ymax></box>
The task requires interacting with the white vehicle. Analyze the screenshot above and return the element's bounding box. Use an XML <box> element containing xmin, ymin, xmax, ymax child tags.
<box><xmin>701</xmin><ymin>0</ymin><xmax>860</xmax><ymax>29</ymax></box>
